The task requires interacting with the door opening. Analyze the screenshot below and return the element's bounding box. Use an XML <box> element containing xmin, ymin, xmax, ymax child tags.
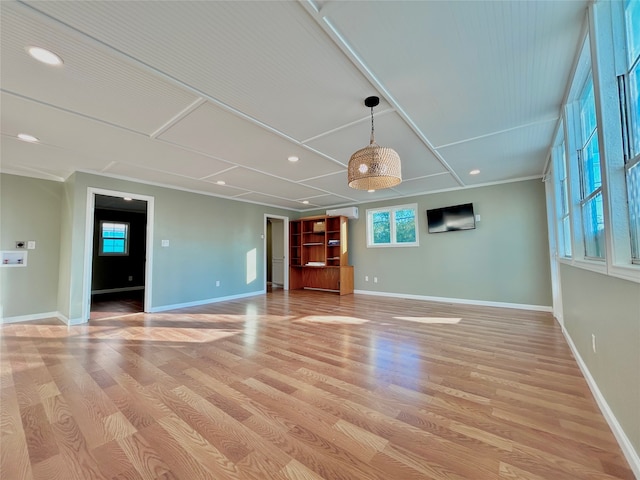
<box><xmin>264</xmin><ymin>214</ymin><xmax>288</xmax><ymax>293</ymax></box>
<box><xmin>90</xmin><ymin>194</ymin><xmax>147</xmax><ymax>320</ymax></box>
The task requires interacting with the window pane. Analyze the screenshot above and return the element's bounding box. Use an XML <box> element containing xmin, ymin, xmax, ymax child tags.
<box><xmin>554</xmin><ymin>139</ymin><xmax>571</xmax><ymax>257</ymax></box>
<box><xmin>629</xmin><ymin>61</ymin><xmax>640</xmax><ymax>156</ymax></box>
<box><xmin>557</xmin><ymin>144</ymin><xmax>566</xmax><ymax>177</ymax></box>
<box><xmin>102</xmin><ymin>239</ymin><xmax>125</xmax><ymax>254</ymax></box>
<box><xmin>395</xmin><ymin>209</ymin><xmax>416</xmax><ymax>243</ymax></box>
<box><xmin>372</xmin><ymin>212</ymin><xmax>391</xmax><ymax>244</ymax></box>
<box><xmin>580</xmin><ymin>80</ymin><xmax>597</xmax><ymax>140</ymax></box>
<box><xmin>581</xmin><ymin>132</ymin><xmax>601</xmax><ymax>194</ymax></box>
<box><xmin>103</xmin><ymin>230</ymin><xmax>126</xmax><ymax>238</ymax></box>
<box><xmin>626</xmin><ymin>0</ymin><xmax>640</xmax><ymax>64</ymax></box>
<box><xmin>583</xmin><ymin>192</ymin><xmax>605</xmax><ymax>258</ymax></box>
<box><xmin>562</xmin><ymin>216</ymin><xmax>572</xmax><ymax>257</ymax></box>
<box><xmin>102</xmin><ymin>222</ymin><xmax>127</xmax><ymax>238</ymax></box>
<box><xmin>628</xmin><ymin>162</ymin><xmax>640</xmax><ymax>260</ymax></box>
<box><xmin>560</xmin><ymin>179</ymin><xmax>569</xmax><ymax>216</ymax></box>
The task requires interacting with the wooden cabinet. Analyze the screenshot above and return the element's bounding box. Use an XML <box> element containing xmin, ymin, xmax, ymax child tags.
<box><xmin>289</xmin><ymin>215</ymin><xmax>354</xmax><ymax>295</ymax></box>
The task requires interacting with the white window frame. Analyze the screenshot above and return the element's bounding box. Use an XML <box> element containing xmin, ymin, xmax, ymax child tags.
<box><xmin>551</xmin><ymin>2</ymin><xmax>640</xmax><ymax>283</ymax></box>
<box><xmin>562</xmin><ymin>34</ymin><xmax>607</xmax><ymax>274</ymax></box>
<box><xmin>577</xmin><ymin>75</ymin><xmax>606</xmax><ymax>260</ymax></box>
<box><xmin>619</xmin><ymin>0</ymin><xmax>640</xmax><ymax>263</ymax></box>
<box><xmin>366</xmin><ymin>203</ymin><xmax>419</xmax><ymax>248</ymax></box>
<box><xmin>99</xmin><ymin>221</ymin><xmax>130</xmax><ymax>256</ymax></box>
<box><xmin>553</xmin><ymin>132</ymin><xmax>572</xmax><ymax>259</ymax></box>
<box><xmin>589</xmin><ymin>0</ymin><xmax>639</xmax><ymax>280</ymax></box>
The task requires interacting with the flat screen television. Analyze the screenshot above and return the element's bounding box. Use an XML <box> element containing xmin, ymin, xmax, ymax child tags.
<box><xmin>427</xmin><ymin>203</ymin><xmax>475</xmax><ymax>233</ymax></box>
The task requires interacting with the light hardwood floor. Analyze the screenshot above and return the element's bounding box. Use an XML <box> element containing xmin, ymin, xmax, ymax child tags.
<box><xmin>1</xmin><ymin>290</ymin><xmax>635</xmax><ymax>479</ymax></box>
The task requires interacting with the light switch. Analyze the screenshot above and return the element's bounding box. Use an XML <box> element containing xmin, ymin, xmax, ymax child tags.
<box><xmin>27</xmin><ymin>241</ymin><xmax>36</xmax><ymax>250</ymax></box>
<box><xmin>161</xmin><ymin>239</ymin><xmax>170</xmax><ymax>247</ymax></box>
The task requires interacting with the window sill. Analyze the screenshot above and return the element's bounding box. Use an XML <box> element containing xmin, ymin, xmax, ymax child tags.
<box><xmin>558</xmin><ymin>257</ymin><xmax>640</xmax><ymax>283</ymax></box>
<box><xmin>366</xmin><ymin>243</ymin><xmax>419</xmax><ymax>248</ymax></box>
<box><xmin>607</xmin><ymin>264</ymin><xmax>640</xmax><ymax>284</ymax></box>
<box><xmin>564</xmin><ymin>258</ymin><xmax>608</xmax><ymax>275</ymax></box>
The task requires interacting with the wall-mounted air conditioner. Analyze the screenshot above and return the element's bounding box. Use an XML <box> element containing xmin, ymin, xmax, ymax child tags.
<box><xmin>326</xmin><ymin>206</ymin><xmax>359</xmax><ymax>219</ymax></box>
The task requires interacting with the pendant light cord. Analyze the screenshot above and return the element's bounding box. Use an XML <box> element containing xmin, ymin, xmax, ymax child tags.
<box><xmin>369</xmin><ymin>106</ymin><xmax>375</xmax><ymax>145</ymax></box>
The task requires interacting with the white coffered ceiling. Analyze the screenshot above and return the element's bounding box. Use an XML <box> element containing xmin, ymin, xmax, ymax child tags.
<box><xmin>0</xmin><ymin>0</ymin><xmax>588</xmax><ymax>211</ymax></box>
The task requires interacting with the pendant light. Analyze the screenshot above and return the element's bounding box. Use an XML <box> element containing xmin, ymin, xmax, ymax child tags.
<box><xmin>348</xmin><ymin>96</ymin><xmax>401</xmax><ymax>190</ymax></box>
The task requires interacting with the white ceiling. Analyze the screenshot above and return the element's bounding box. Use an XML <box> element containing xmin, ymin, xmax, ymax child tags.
<box><xmin>0</xmin><ymin>0</ymin><xmax>588</xmax><ymax>211</ymax></box>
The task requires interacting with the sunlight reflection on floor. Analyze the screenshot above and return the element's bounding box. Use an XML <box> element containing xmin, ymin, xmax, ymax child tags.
<box><xmin>392</xmin><ymin>316</ymin><xmax>462</xmax><ymax>324</ymax></box>
<box><xmin>296</xmin><ymin>315</ymin><xmax>369</xmax><ymax>325</ymax></box>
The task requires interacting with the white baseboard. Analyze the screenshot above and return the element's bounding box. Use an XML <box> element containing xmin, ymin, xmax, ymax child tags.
<box><xmin>0</xmin><ymin>311</ymin><xmax>63</xmax><ymax>324</ymax></box>
<box><xmin>353</xmin><ymin>289</ymin><xmax>552</xmax><ymax>312</ymax></box>
<box><xmin>54</xmin><ymin>312</ymin><xmax>87</xmax><ymax>325</ymax></box>
<box><xmin>2</xmin><ymin>290</ymin><xmax>266</xmax><ymax>324</ymax></box>
<box><xmin>561</xmin><ymin>326</ymin><xmax>640</xmax><ymax>478</ymax></box>
<box><xmin>149</xmin><ymin>290</ymin><xmax>264</xmax><ymax>313</ymax></box>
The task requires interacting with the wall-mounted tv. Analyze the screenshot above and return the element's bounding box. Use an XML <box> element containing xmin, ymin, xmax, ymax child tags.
<box><xmin>427</xmin><ymin>203</ymin><xmax>475</xmax><ymax>233</ymax></box>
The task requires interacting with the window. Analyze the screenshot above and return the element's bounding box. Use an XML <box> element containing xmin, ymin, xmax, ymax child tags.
<box><xmin>553</xmin><ymin>136</ymin><xmax>572</xmax><ymax>257</ymax></box>
<box><xmin>367</xmin><ymin>204</ymin><xmax>418</xmax><ymax>247</ymax></box>
<box><xmin>100</xmin><ymin>221</ymin><xmax>129</xmax><ymax>255</ymax></box>
<box><xmin>546</xmin><ymin>2</ymin><xmax>640</xmax><ymax>281</ymax></box>
<box><xmin>577</xmin><ymin>77</ymin><xmax>605</xmax><ymax>259</ymax></box>
<box><xmin>621</xmin><ymin>0</ymin><xmax>640</xmax><ymax>262</ymax></box>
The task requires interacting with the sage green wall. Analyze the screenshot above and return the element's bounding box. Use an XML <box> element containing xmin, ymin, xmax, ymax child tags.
<box><xmin>0</xmin><ymin>173</ymin><xmax>552</xmax><ymax>318</ymax></box>
<box><xmin>1</xmin><ymin>174</ymin><xmax>62</xmax><ymax>319</ymax></box>
<box><xmin>348</xmin><ymin>179</ymin><xmax>552</xmax><ymax>307</ymax></box>
<box><xmin>65</xmin><ymin>172</ymin><xmax>291</xmax><ymax>319</ymax></box>
<box><xmin>560</xmin><ymin>264</ymin><xmax>640</xmax><ymax>455</ymax></box>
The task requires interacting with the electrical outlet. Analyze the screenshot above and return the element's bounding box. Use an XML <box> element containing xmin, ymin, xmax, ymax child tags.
<box><xmin>374</xmin><ymin>277</ymin><xmax>378</xmax><ymax>283</ymax></box>
<box><xmin>365</xmin><ymin>275</ymin><xmax>369</xmax><ymax>282</ymax></box>
<box><xmin>15</xmin><ymin>241</ymin><xmax>26</xmax><ymax>249</ymax></box>
<box><xmin>216</xmin><ymin>280</ymin><xmax>220</xmax><ymax>287</ymax></box>
<box><xmin>592</xmin><ymin>334</ymin><xmax>596</xmax><ymax>353</ymax></box>
<box><xmin>128</xmin><ymin>276</ymin><xmax>133</xmax><ymax>282</ymax></box>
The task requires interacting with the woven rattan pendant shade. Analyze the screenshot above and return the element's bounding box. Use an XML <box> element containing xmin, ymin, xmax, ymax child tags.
<box><xmin>348</xmin><ymin>96</ymin><xmax>401</xmax><ymax>190</ymax></box>
<box><xmin>348</xmin><ymin>144</ymin><xmax>401</xmax><ymax>190</ymax></box>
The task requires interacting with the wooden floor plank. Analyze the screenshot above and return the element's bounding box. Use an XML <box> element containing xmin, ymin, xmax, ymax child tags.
<box><xmin>1</xmin><ymin>430</ymin><xmax>34</xmax><ymax>480</ymax></box>
<box><xmin>92</xmin><ymin>438</ymin><xmax>144</xmax><ymax>480</ymax></box>
<box><xmin>31</xmin><ymin>454</ymin><xmax>72</xmax><ymax>480</ymax></box>
<box><xmin>0</xmin><ymin>290</ymin><xmax>635</xmax><ymax>479</ymax></box>
<box><xmin>19</xmin><ymin>402</ymin><xmax>59</xmax><ymax>465</ymax></box>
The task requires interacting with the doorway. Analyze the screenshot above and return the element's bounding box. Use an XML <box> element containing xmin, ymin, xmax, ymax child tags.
<box><xmin>90</xmin><ymin>194</ymin><xmax>147</xmax><ymax>319</ymax></box>
<box><xmin>264</xmin><ymin>214</ymin><xmax>288</xmax><ymax>292</ymax></box>
<box><xmin>83</xmin><ymin>188</ymin><xmax>154</xmax><ymax>322</ymax></box>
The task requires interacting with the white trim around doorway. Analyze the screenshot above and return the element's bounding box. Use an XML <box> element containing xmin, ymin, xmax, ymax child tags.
<box><xmin>264</xmin><ymin>214</ymin><xmax>289</xmax><ymax>292</ymax></box>
<box><xmin>83</xmin><ymin>188</ymin><xmax>155</xmax><ymax>322</ymax></box>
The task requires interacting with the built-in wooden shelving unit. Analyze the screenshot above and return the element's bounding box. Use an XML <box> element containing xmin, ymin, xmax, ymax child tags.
<box><xmin>289</xmin><ymin>215</ymin><xmax>353</xmax><ymax>295</ymax></box>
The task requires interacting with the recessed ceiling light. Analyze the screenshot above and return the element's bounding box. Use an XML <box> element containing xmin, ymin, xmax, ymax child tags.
<box><xmin>288</xmin><ymin>156</ymin><xmax>299</xmax><ymax>163</ymax></box>
<box><xmin>17</xmin><ymin>133</ymin><xmax>39</xmax><ymax>143</ymax></box>
<box><xmin>469</xmin><ymin>169</ymin><xmax>481</xmax><ymax>175</ymax></box>
<box><xmin>302</xmin><ymin>200</ymin><xmax>309</xmax><ymax>204</ymax></box>
<box><xmin>216</xmin><ymin>180</ymin><xmax>226</xmax><ymax>185</ymax></box>
<box><xmin>123</xmin><ymin>197</ymin><xmax>132</xmax><ymax>201</ymax></box>
<box><xmin>26</xmin><ymin>46</ymin><xmax>63</xmax><ymax>66</ymax></box>
<box><xmin>368</xmin><ymin>189</ymin><xmax>375</xmax><ymax>193</ymax></box>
